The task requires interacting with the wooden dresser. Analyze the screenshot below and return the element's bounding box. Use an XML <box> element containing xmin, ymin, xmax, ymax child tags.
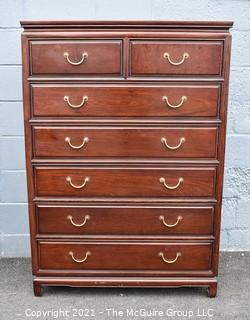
<box><xmin>21</xmin><ymin>21</ymin><xmax>233</xmax><ymax>297</ymax></box>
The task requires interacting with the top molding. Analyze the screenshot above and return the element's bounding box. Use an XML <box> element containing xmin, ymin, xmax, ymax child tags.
<box><xmin>20</xmin><ymin>20</ymin><xmax>233</xmax><ymax>31</ymax></box>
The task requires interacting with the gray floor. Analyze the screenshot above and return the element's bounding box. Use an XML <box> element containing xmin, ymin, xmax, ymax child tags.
<box><xmin>0</xmin><ymin>253</ymin><xmax>249</xmax><ymax>320</ymax></box>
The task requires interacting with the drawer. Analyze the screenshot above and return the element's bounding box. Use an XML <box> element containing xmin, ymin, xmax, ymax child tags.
<box><xmin>130</xmin><ymin>41</ymin><xmax>223</xmax><ymax>76</ymax></box>
<box><xmin>30</xmin><ymin>40</ymin><xmax>122</xmax><ymax>76</ymax></box>
<box><xmin>33</xmin><ymin>126</ymin><xmax>218</xmax><ymax>159</ymax></box>
<box><xmin>35</xmin><ymin>167</ymin><xmax>216</xmax><ymax>198</ymax></box>
<box><xmin>31</xmin><ymin>84</ymin><xmax>220</xmax><ymax>117</ymax></box>
<box><xmin>38</xmin><ymin>241</ymin><xmax>212</xmax><ymax>271</ymax></box>
<box><xmin>37</xmin><ymin>205</ymin><xmax>214</xmax><ymax>236</ymax></box>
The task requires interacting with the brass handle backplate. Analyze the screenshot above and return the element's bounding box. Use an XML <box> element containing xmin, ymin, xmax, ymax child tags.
<box><xmin>69</xmin><ymin>251</ymin><xmax>91</xmax><ymax>263</ymax></box>
<box><xmin>163</xmin><ymin>52</ymin><xmax>189</xmax><ymax>66</ymax></box>
<box><xmin>159</xmin><ymin>177</ymin><xmax>184</xmax><ymax>190</ymax></box>
<box><xmin>161</xmin><ymin>137</ymin><xmax>186</xmax><ymax>150</ymax></box>
<box><xmin>159</xmin><ymin>215</ymin><xmax>183</xmax><ymax>228</ymax></box>
<box><xmin>158</xmin><ymin>252</ymin><xmax>181</xmax><ymax>264</ymax></box>
<box><xmin>67</xmin><ymin>215</ymin><xmax>90</xmax><ymax>227</ymax></box>
<box><xmin>65</xmin><ymin>136</ymin><xmax>89</xmax><ymax>150</ymax></box>
<box><xmin>64</xmin><ymin>95</ymin><xmax>88</xmax><ymax>108</ymax></box>
<box><xmin>64</xmin><ymin>52</ymin><xmax>88</xmax><ymax>65</ymax></box>
<box><xmin>162</xmin><ymin>96</ymin><xmax>187</xmax><ymax>109</ymax></box>
<box><xmin>66</xmin><ymin>176</ymin><xmax>90</xmax><ymax>189</ymax></box>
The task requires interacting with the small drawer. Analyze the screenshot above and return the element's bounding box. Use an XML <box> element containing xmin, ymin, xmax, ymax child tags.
<box><xmin>38</xmin><ymin>241</ymin><xmax>212</xmax><ymax>272</ymax></box>
<box><xmin>31</xmin><ymin>84</ymin><xmax>220</xmax><ymax>117</ymax></box>
<box><xmin>33</xmin><ymin>126</ymin><xmax>218</xmax><ymax>159</ymax></box>
<box><xmin>34</xmin><ymin>167</ymin><xmax>216</xmax><ymax>199</ymax></box>
<box><xmin>130</xmin><ymin>40</ymin><xmax>223</xmax><ymax>76</ymax></box>
<box><xmin>37</xmin><ymin>205</ymin><xmax>214</xmax><ymax>236</ymax></box>
<box><xmin>29</xmin><ymin>40</ymin><xmax>122</xmax><ymax>76</ymax></box>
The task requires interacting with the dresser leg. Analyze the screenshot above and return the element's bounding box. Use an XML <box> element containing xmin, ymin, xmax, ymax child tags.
<box><xmin>207</xmin><ymin>282</ymin><xmax>217</xmax><ymax>298</ymax></box>
<box><xmin>33</xmin><ymin>281</ymin><xmax>42</xmax><ymax>297</ymax></box>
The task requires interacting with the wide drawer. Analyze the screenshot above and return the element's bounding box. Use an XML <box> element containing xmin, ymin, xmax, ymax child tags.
<box><xmin>130</xmin><ymin>40</ymin><xmax>223</xmax><ymax>76</ymax></box>
<box><xmin>37</xmin><ymin>205</ymin><xmax>214</xmax><ymax>236</ymax></box>
<box><xmin>29</xmin><ymin>40</ymin><xmax>122</xmax><ymax>76</ymax></box>
<box><xmin>38</xmin><ymin>241</ymin><xmax>212</xmax><ymax>271</ymax></box>
<box><xmin>31</xmin><ymin>84</ymin><xmax>220</xmax><ymax>117</ymax></box>
<box><xmin>33</xmin><ymin>126</ymin><xmax>218</xmax><ymax>159</ymax></box>
<box><xmin>34</xmin><ymin>167</ymin><xmax>216</xmax><ymax>198</ymax></box>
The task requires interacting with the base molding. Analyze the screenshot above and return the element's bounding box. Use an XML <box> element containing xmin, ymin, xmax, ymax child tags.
<box><xmin>33</xmin><ymin>277</ymin><xmax>217</xmax><ymax>298</ymax></box>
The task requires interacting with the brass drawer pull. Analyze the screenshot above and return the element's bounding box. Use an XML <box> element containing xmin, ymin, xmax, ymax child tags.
<box><xmin>63</xmin><ymin>52</ymin><xmax>88</xmax><ymax>65</ymax></box>
<box><xmin>163</xmin><ymin>52</ymin><xmax>189</xmax><ymax>66</ymax></box>
<box><xmin>66</xmin><ymin>176</ymin><xmax>90</xmax><ymax>189</ymax></box>
<box><xmin>69</xmin><ymin>251</ymin><xmax>91</xmax><ymax>263</ymax></box>
<box><xmin>161</xmin><ymin>137</ymin><xmax>185</xmax><ymax>150</ymax></box>
<box><xmin>162</xmin><ymin>95</ymin><xmax>187</xmax><ymax>109</ymax></box>
<box><xmin>64</xmin><ymin>95</ymin><xmax>88</xmax><ymax>108</ymax></box>
<box><xmin>158</xmin><ymin>252</ymin><xmax>181</xmax><ymax>264</ymax></box>
<box><xmin>159</xmin><ymin>177</ymin><xmax>184</xmax><ymax>190</ymax></box>
<box><xmin>65</xmin><ymin>136</ymin><xmax>89</xmax><ymax>150</ymax></box>
<box><xmin>159</xmin><ymin>215</ymin><xmax>182</xmax><ymax>228</ymax></box>
<box><xmin>67</xmin><ymin>215</ymin><xmax>90</xmax><ymax>227</ymax></box>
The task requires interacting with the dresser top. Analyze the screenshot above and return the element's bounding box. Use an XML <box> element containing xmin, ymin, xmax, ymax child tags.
<box><xmin>20</xmin><ymin>20</ymin><xmax>233</xmax><ymax>31</ymax></box>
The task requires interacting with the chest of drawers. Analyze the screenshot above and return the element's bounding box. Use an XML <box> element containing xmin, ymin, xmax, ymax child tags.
<box><xmin>21</xmin><ymin>20</ymin><xmax>233</xmax><ymax>297</ymax></box>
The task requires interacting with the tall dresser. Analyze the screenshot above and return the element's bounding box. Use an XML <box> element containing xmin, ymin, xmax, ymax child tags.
<box><xmin>21</xmin><ymin>21</ymin><xmax>233</xmax><ymax>297</ymax></box>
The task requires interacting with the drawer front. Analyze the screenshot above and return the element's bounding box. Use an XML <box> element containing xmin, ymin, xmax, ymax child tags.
<box><xmin>131</xmin><ymin>41</ymin><xmax>223</xmax><ymax>76</ymax></box>
<box><xmin>35</xmin><ymin>167</ymin><xmax>216</xmax><ymax>198</ymax></box>
<box><xmin>39</xmin><ymin>241</ymin><xmax>212</xmax><ymax>271</ymax></box>
<box><xmin>32</xmin><ymin>84</ymin><xmax>220</xmax><ymax>117</ymax></box>
<box><xmin>37</xmin><ymin>205</ymin><xmax>214</xmax><ymax>236</ymax></box>
<box><xmin>33</xmin><ymin>126</ymin><xmax>218</xmax><ymax>159</ymax></box>
<box><xmin>30</xmin><ymin>40</ymin><xmax>122</xmax><ymax>76</ymax></box>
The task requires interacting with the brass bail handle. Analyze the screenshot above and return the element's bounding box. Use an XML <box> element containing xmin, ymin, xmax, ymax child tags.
<box><xmin>64</xmin><ymin>52</ymin><xmax>88</xmax><ymax>65</ymax></box>
<box><xmin>159</xmin><ymin>215</ymin><xmax>183</xmax><ymax>228</ymax></box>
<box><xmin>66</xmin><ymin>176</ymin><xmax>90</xmax><ymax>189</ymax></box>
<box><xmin>65</xmin><ymin>136</ymin><xmax>89</xmax><ymax>150</ymax></box>
<box><xmin>64</xmin><ymin>95</ymin><xmax>88</xmax><ymax>108</ymax></box>
<box><xmin>158</xmin><ymin>251</ymin><xmax>181</xmax><ymax>264</ymax></box>
<box><xmin>162</xmin><ymin>96</ymin><xmax>187</xmax><ymax>109</ymax></box>
<box><xmin>69</xmin><ymin>251</ymin><xmax>91</xmax><ymax>263</ymax></box>
<box><xmin>161</xmin><ymin>137</ymin><xmax>186</xmax><ymax>150</ymax></box>
<box><xmin>163</xmin><ymin>52</ymin><xmax>189</xmax><ymax>66</ymax></box>
<box><xmin>67</xmin><ymin>215</ymin><xmax>90</xmax><ymax>227</ymax></box>
<box><xmin>159</xmin><ymin>177</ymin><xmax>184</xmax><ymax>190</ymax></box>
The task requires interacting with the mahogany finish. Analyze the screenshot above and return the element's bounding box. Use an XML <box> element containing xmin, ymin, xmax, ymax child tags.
<box><xmin>35</xmin><ymin>167</ymin><xmax>216</xmax><ymax>198</ymax></box>
<box><xmin>37</xmin><ymin>205</ymin><xmax>214</xmax><ymax>236</ymax></box>
<box><xmin>33</xmin><ymin>126</ymin><xmax>218</xmax><ymax>158</ymax></box>
<box><xmin>32</xmin><ymin>84</ymin><xmax>220</xmax><ymax>117</ymax></box>
<box><xmin>30</xmin><ymin>40</ymin><xmax>122</xmax><ymax>76</ymax></box>
<box><xmin>39</xmin><ymin>241</ymin><xmax>212</xmax><ymax>271</ymax></box>
<box><xmin>21</xmin><ymin>20</ymin><xmax>233</xmax><ymax>297</ymax></box>
<box><xmin>130</xmin><ymin>41</ymin><xmax>223</xmax><ymax>76</ymax></box>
